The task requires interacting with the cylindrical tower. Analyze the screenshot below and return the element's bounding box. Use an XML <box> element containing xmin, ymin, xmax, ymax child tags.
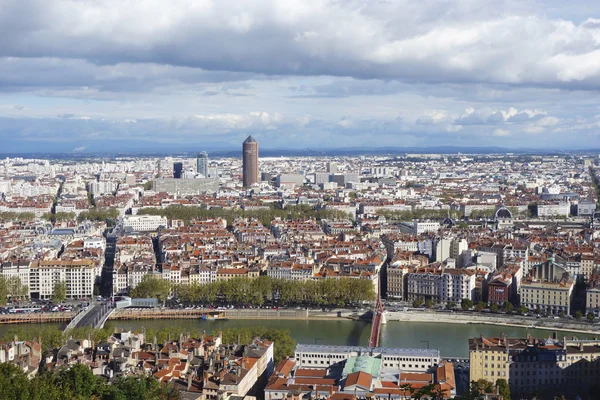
<box><xmin>242</xmin><ymin>136</ymin><xmax>259</xmax><ymax>186</ymax></box>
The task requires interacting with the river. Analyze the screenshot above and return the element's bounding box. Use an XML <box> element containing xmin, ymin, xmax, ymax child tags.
<box><xmin>0</xmin><ymin>319</ymin><xmax>594</xmax><ymax>357</ymax></box>
<box><xmin>103</xmin><ymin>319</ymin><xmax>596</xmax><ymax>358</ymax></box>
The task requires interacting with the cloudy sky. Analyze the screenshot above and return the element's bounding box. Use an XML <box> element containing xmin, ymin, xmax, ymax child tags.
<box><xmin>2</xmin><ymin>0</ymin><xmax>600</xmax><ymax>152</ymax></box>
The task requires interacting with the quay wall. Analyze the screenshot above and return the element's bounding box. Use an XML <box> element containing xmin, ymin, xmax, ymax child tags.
<box><xmin>108</xmin><ymin>308</ymin><xmax>347</xmax><ymax>320</ymax></box>
<box><xmin>0</xmin><ymin>311</ymin><xmax>76</xmax><ymax>325</ymax></box>
<box><xmin>386</xmin><ymin>311</ymin><xmax>600</xmax><ymax>335</ymax></box>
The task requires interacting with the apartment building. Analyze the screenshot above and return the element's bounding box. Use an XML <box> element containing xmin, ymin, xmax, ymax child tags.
<box><xmin>585</xmin><ymin>269</ymin><xmax>600</xmax><ymax>317</ymax></box>
<box><xmin>387</xmin><ymin>265</ymin><xmax>410</xmax><ymax>300</ymax></box>
<box><xmin>0</xmin><ymin>260</ymin><xmax>31</xmax><ymax>292</ymax></box>
<box><xmin>215</xmin><ymin>267</ymin><xmax>259</xmax><ymax>281</ymax></box>
<box><xmin>29</xmin><ymin>259</ymin><xmax>96</xmax><ymax>299</ymax></box>
<box><xmin>399</xmin><ymin>221</ymin><xmax>440</xmax><ymax>235</ymax></box>
<box><xmin>537</xmin><ymin>202</ymin><xmax>570</xmax><ymax>217</ymax></box>
<box><xmin>520</xmin><ymin>262</ymin><xmax>574</xmax><ymax>314</ymax></box>
<box><xmin>470</xmin><ymin>335</ymin><xmax>600</xmax><ymax>398</ymax></box>
<box><xmin>406</xmin><ymin>267</ymin><xmax>476</xmax><ymax>303</ymax></box>
<box><xmin>122</xmin><ymin>215</ymin><xmax>167</xmax><ymax>232</ymax></box>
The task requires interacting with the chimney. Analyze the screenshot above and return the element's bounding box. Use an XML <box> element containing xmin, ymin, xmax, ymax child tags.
<box><xmin>580</xmin><ymin>342</ymin><xmax>584</xmax><ymax>352</ymax></box>
<box><xmin>203</xmin><ymin>371</ymin><xmax>209</xmax><ymax>386</ymax></box>
<box><xmin>187</xmin><ymin>373</ymin><xmax>193</xmax><ymax>391</ymax></box>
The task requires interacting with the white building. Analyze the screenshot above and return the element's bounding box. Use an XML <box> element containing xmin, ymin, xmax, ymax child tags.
<box><xmin>399</xmin><ymin>221</ymin><xmax>440</xmax><ymax>235</ymax></box>
<box><xmin>28</xmin><ymin>260</ymin><xmax>96</xmax><ymax>300</ymax></box>
<box><xmin>83</xmin><ymin>237</ymin><xmax>106</xmax><ymax>251</ymax></box>
<box><xmin>123</xmin><ymin>215</ymin><xmax>168</xmax><ymax>232</ymax></box>
<box><xmin>406</xmin><ymin>268</ymin><xmax>476</xmax><ymax>303</ymax></box>
<box><xmin>537</xmin><ymin>202</ymin><xmax>570</xmax><ymax>217</ymax></box>
<box><xmin>294</xmin><ymin>344</ymin><xmax>440</xmax><ymax>373</ymax></box>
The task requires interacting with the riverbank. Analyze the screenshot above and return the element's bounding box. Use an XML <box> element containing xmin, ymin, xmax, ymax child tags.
<box><xmin>108</xmin><ymin>307</ymin><xmax>349</xmax><ymax>321</ymax></box>
<box><xmin>0</xmin><ymin>311</ymin><xmax>76</xmax><ymax>324</ymax></box>
<box><xmin>386</xmin><ymin>311</ymin><xmax>600</xmax><ymax>336</ymax></box>
<box><xmin>4</xmin><ymin>307</ymin><xmax>600</xmax><ymax>337</ymax></box>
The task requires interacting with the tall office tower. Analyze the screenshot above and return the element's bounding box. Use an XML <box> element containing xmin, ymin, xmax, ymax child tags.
<box><xmin>173</xmin><ymin>162</ymin><xmax>183</xmax><ymax>179</ymax></box>
<box><xmin>327</xmin><ymin>161</ymin><xmax>338</xmax><ymax>173</ymax></box>
<box><xmin>242</xmin><ymin>135</ymin><xmax>259</xmax><ymax>187</ymax></box>
<box><xmin>196</xmin><ymin>152</ymin><xmax>209</xmax><ymax>177</ymax></box>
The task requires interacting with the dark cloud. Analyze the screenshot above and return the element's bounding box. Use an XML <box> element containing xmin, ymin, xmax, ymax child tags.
<box><xmin>0</xmin><ymin>0</ymin><xmax>599</xmax><ymax>89</ymax></box>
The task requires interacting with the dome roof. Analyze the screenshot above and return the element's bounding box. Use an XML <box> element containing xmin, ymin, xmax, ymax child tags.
<box><xmin>495</xmin><ymin>206</ymin><xmax>513</xmax><ymax>220</ymax></box>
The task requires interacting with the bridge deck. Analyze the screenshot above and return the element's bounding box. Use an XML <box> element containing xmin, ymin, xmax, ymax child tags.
<box><xmin>369</xmin><ymin>310</ymin><xmax>382</xmax><ymax>347</ymax></box>
<box><xmin>368</xmin><ymin>277</ymin><xmax>384</xmax><ymax>348</ymax></box>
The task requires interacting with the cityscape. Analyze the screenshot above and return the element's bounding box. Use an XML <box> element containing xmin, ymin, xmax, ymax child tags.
<box><xmin>2</xmin><ymin>139</ymin><xmax>600</xmax><ymax>399</ymax></box>
<box><xmin>2</xmin><ymin>1</ymin><xmax>600</xmax><ymax>400</ymax></box>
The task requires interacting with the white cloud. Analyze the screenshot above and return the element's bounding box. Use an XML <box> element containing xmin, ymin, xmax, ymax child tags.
<box><xmin>192</xmin><ymin>112</ymin><xmax>283</xmax><ymax>130</ymax></box>
<box><xmin>1</xmin><ymin>0</ymin><xmax>600</xmax><ymax>88</ymax></box>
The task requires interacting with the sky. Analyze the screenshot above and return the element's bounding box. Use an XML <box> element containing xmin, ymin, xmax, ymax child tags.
<box><xmin>1</xmin><ymin>0</ymin><xmax>600</xmax><ymax>153</ymax></box>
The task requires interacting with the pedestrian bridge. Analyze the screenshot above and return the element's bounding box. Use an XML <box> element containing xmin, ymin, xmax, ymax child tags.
<box><xmin>368</xmin><ymin>275</ymin><xmax>386</xmax><ymax>348</ymax></box>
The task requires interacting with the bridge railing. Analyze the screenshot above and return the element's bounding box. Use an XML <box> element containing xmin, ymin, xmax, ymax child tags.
<box><xmin>63</xmin><ymin>306</ymin><xmax>94</xmax><ymax>331</ymax></box>
<box><xmin>94</xmin><ymin>304</ymin><xmax>115</xmax><ymax>329</ymax></box>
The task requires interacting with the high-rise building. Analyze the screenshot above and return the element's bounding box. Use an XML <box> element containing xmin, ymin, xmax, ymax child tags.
<box><xmin>196</xmin><ymin>152</ymin><xmax>209</xmax><ymax>177</ymax></box>
<box><xmin>242</xmin><ymin>136</ymin><xmax>259</xmax><ymax>186</ymax></box>
<box><xmin>173</xmin><ymin>162</ymin><xmax>183</xmax><ymax>179</ymax></box>
<box><xmin>326</xmin><ymin>161</ymin><xmax>337</xmax><ymax>173</ymax></box>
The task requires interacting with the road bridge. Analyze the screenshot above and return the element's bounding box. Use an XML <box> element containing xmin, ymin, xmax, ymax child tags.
<box><xmin>65</xmin><ymin>303</ymin><xmax>114</xmax><ymax>331</ymax></box>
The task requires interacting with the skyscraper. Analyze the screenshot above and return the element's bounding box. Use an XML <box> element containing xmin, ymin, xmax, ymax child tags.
<box><xmin>173</xmin><ymin>162</ymin><xmax>183</xmax><ymax>179</ymax></box>
<box><xmin>326</xmin><ymin>161</ymin><xmax>338</xmax><ymax>173</ymax></box>
<box><xmin>242</xmin><ymin>135</ymin><xmax>259</xmax><ymax>187</ymax></box>
<box><xmin>196</xmin><ymin>152</ymin><xmax>208</xmax><ymax>177</ymax></box>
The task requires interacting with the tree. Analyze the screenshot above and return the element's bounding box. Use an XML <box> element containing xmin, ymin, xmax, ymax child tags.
<box><xmin>57</xmin><ymin>363</ymin><xmax>100</xmax><ymax>399</ymax></box>
<box><xmin>496</xmin><ymin>378</ymin><xmax>511</xmax><ymax>400</ymax></box>
<box><xmin>475</xmin><ymin>302</ymin><xmax>486</xmax><ymax>312</ymax></box>
<box><xmin>130</xmin><ymin>275</ymin><xmax>171</xmax><ymax>303</ymax></box>
<box><xmin>517</xmin><ymin>306</ymin><xmax>528</xmax><ymax>315</ymax></box>
<box><xmin>425</xmin><ymin>299</ymin><xmax>434</xmax><ymax>309</ymax></box>
<box><xmin>575</xmin><ymin>311</ymin><xmax>583</xmax><ymax>320</ymax></box>
<box><xmin>399</xmin><ymin>383</ymin><xmax>412</xmax><ymax>398</ymax></box>
<box><xmin>103</xmin><ymin>375</ymin><xmax>181</xmax><ymax>400</ymax></box>
<box><xmin>461</xmin><ymin>298</ymin><xmax>473</xmax><ymax>310</ymax></box>
<box><xmin>6</xmin><ymin>277</ymin><xmax>28</xmax><ymax>301</ymax></box>
<box><xmin>559</xmin><ymin>311</ymin><xmax>566</xmax><ymax>318</ymax></box>
<box><xmin>587</xmin><ymin>312</ymin><xmax>595</xmax><ymax>322</ymax></box>
<box><xmin>489</xmin><ymin>302</ymin><xmax>499</xmax><ymax>312</ymax></box>
<box><xmin>502</xmin><ymin>302</ymin><xmax>514</xmax><ymax>313</ymax></box>
<box><xmin>52</xmin><ymin>281</ymin><xmax>67</xmax><ymax>303</ymax></box>
<box><xmin>446</xmin><ymin>301</ymin><xmax>456</xmax><ymax>310</ymax></box>
<box><xmin>476</xmin><ymin>379</ymin><xmax>494</xmax><ymax>393</ymax></box>
<box><xmin>0</xmin><ymin>277</ymin><xmax>8</xmax><ymax>305</ymax></box>
<box><xmin>412</xmin><ymin>298</ymin><xmax>424</xmax><ymax>308</ymax></box>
